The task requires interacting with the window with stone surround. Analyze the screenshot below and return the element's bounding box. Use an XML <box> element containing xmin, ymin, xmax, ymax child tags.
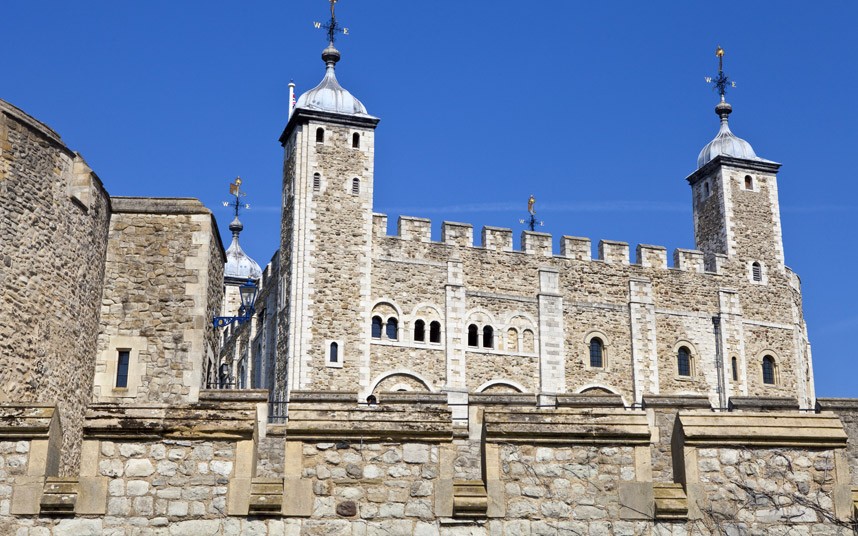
<box><xmin>467</xmin><ymin>324</ymin><xmax>478</xmax><ymax>347</ymax></box>
<box><xmin>483</xmin><ymin>326</ymin><xmax>494</xmax><ymax>348</ymax></box>
<box><xmin>313</xmin><ymin>173</ymin><xmax>321</xmax><ymax>192</ymax></box>
<box><xmin>677</xmin><ymin>346</ymin><xmax>692</xmax><ymax>377</ymax></box>
<box><xmin>352</xmin><ymin>178</ymin><xmax>360</xmax><ymax>195</ymax></box>
<box><xmin>762</xmin><ymin>355</ymin><xmax>777</xmax><ymax>385</ymax></box>
<box><xmin>316</xmin><ymin>127</ymin><xmax>324</xmax><ymax>143</ymax></box>
<box><xmin>352</xmin><ymin>132</ymin><xmax>360</xmax><ymax>148</ymax></box>
<box><xmin>371</xmin><ymin>316</ymin><xmax>383</xmax><ymax>339</ymax></box>
<box><xmin>589</xmin><ymin>338</ymin><xmax>604</xmax><ymax>368</ymax></box>
<box><xmin>116</xmin><ymin>350</ymin><xmax>130</xmax><ymax>388</ymax></box>
<box><xmin>386</xmin><ymin>317</ymin><xmax>398</xmax><ymax>340</ymax></box>
<box><xmin>414</xmin><ymin>319</ymin><xmax>426</xmax><ymax>342</ymax></box>
<box><xmin>744</xmin><ymin>174</ymin><xmax>754</xmax><ymax>190</ymax></box>
<box><xmin>429</xmin><ymin>321</ymin><xmax>441</xmax><ymax>344</ymax></box>
<box><xmin>325</xmin><ymin>340</ymin><xmax>343</xmax><ymax>368</ymax></box>
<box><xmin>752</xmin><ymin>261</ymin><xmax>763</xmax><ymax>282</ymax></box>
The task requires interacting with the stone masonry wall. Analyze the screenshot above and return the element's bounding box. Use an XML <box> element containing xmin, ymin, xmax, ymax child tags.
<box><xmin>0</xmin><ymin>101</ymin><xmax>111</xmax><ymax>475</ymax></box>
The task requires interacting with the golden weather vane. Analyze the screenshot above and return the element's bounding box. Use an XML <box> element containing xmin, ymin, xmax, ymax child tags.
<box><xmin>223</xmin><ymin>177</ymin><xmax>250</xmax><ymax>219</ymax></box>
<box><xmin>705</xmin><ymin>45</ymin><xmax>736</xmax><ymax>98</ymax></box>
<box><xmin>520</xmin><ymin>195</ymin><xmax>543</xmax><ymax>232</ymax></box>
<box><xmin>314</xmin><ymin>0</ymin><xmax>349</xmax><ymax>44</ymax></box>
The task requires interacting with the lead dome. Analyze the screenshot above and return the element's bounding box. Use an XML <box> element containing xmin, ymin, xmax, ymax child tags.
<box><xmin>294</xmin><ymin>45</ymin><xmax>370</xmax><ymax>117</ymax></box>
<box><xmin>224</xmin><ymin>216</ymin><xmax>262</xmax><ymax>281</ymax></box>
<box><xmin>697</xmin><ymin>100</ymin><xmax>763</xmax><ymax>169</ymax></box>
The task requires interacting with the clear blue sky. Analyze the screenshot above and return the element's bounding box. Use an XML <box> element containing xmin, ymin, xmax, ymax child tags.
<box><xmin>5</xmin><ymin>2</ymin><xmax>857</xmax><ymax>397</ymax></box>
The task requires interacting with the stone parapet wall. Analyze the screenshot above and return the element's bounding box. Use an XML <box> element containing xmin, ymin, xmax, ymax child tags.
<box><xmin>0</xmin><ymin>100</ymin><xmax>111</xmax><ymax>475</ymax></box>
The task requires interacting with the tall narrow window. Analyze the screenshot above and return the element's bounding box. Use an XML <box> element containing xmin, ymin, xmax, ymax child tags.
<box><xmin>752</xmin><ymin>262</ymin><xmax>762</xmax><ymax>282</ymax></box>
<box><xmin>731</xmin><ymin>357</ymin><xmax>738</xmax><ymax>381</ymax></box>
<box><xmin>589</xmin><ymin>338</ymin><xmax>604</xmax><ymax>368</ymax></box>
<box><xmin>507</xmin><ymin>328</ymin><xmax>518</xmax><ymax>352</ymax></box>
<box><xmin>414</xmin><ymin>320</ymin><xmax>426</xmax><ymax>342</ymax></box>
<box><xmin>313</xmin><ymin>173</ymin><xmax>321</xmax><ymax>192</ymax></box>
<box><xmin>677</xmin><ymin>346</ymin><xmax>692</xmax><ymax>377</ymax></box>
<box><xmin>467</xmin><ymin>324</ymin><xmax>478</xmax><ymax>347</ymax></box>
<box><xmin>386</xmin><ymin>318</ymin><xmax>398</xmax><ymax>340</ymax></box>
<box><xmin>371</xmin><ymin>316</ymin><xmax>383</xmax><ymax>339</ymax></box>
<box><xmin>703</xmin><ymin>182</ymin><xmax>710</xmax><ymax>198</ymax></box>
<box><xmin>352</xmin><ymin>178</ymin><xmax>360</xmax><ymax>195</ymax></box>
<box><xmin>744</xmin><ymin>175</ymin><xmax>753</xmax><ymax>190</ymax></box>
<box><xmin>352</xmin><ymin>132</ymin><xmax>360</xmax><ymax>148</ymax></box>
<box><xmin>522</xmin><ymin>329</ymin><xmax>534</xmax><ymax>353</ymax></box>
<box><xmin>483</xmin><ymin>326</ymin><xmax>494</xmax><ymax>349</ymax></box>
<box><xmin>116</xmin><ymin>350</ymin><xmax>130</xmax><ymax>388</ymax></box>
<box><xmin>429</xmin><ymin>321</ymin><xmax>441</xmax><ymax>343</ymax></box>
<box><xmin>762</xmin><ymin>355</ymin><xmax>776</xmax><ymax>385</ymax></box>
<box><xmin>329</xmin><ymin>342</ymin><xmax>338</xmax><ymax>363</ymax></box>
<box><xmin>316</xmin><ymin>128</ymin><xmax>324</xmax><ymax>143</ymax></box>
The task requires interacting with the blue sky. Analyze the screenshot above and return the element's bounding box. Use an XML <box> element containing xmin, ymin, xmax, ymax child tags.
<box><xmin>4</xmin><ymin>2</ymin><xmax>857</xmax><ymax>396</ymax></box>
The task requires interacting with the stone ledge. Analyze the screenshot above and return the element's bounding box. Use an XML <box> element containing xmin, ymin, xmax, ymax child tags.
<box><xmin>470</xmin><ymin>393</ymin><xmax>537</xmax><ymax>406</ymax></box>
<box><xmin>728</xmin><ymin>396</ymin><xmax>799</xmax><ymax>412</ymax></box>
<box><xmin>286</xmin><ymin>406</ymin><xmax>453</xmax><ymax>442</ymax></box>
<box><xmin>483</xmin><ymin>409</ymin><xmax>650</xmax><ymax>445</ymax></box>
<box><xmin>557</xmin><ymin>394</ymin><xmax>625</xmax><ymax>408</ymax></box>
<box><xmin>643</xmin><ymin>395</ymin><xmax>712</xmax><ymax>410</ymax></box>
<box><xmin>677</xmin><ymin>411</ymin><xmax>847</xmax><ymax>448</ymax></box>
<box><xmin>0</xmin><ymin>405</ymin><xmax>58</xmax><ymax>440</ymax></box>
<box><xmin>83</xmin><ymin>403</ymin><xmax>257</xmax><ymax>440</ymax></box>
<box><xmin>199</xmin><ymin>389</ymin><xmax>269</xmax><ymax>403</ymax></box>
<box><xmin>110</xmin><ymin>196</ymin><xmax>211</xmax><ymax>215</ymax></box>
<box><xmin>817</xmin><ymin>398</ymin><xmax>858</xmax><ymax>412</ymax></box>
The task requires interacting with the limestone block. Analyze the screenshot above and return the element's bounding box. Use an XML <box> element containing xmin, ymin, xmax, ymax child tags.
<box><xmin>522</xmin><ymin>231</ymin><xmax>552</xmax><ymax>257</ymax></box>
<box><xmin>673</xmin><ymin>248</ymin><xmax>705</xmax><ymax>272</ymax></box>
<box><xmin>599</xmin><ymin>240</ymin><xmax>629</xmax><ymax>265</ymax></box>
<box><xmin>442</xmin><ymin>222</ymin><xmax>473</xmax><ymax>247</ymax></box>
<box><xmin>372</xmin><ymin>213</ymin><xmax>388</xmax><ymax>237</ymax></box>
<box><xmin>636</xmin><ymin>244</ymin><xmax>667</xmax><ymax>269</ymax></box>
<box><xmin>481</xmin><ymin>226</ymin><xmax>513</xmax><ymax>252</ymax></box>
<box><xmin>398</xmin><ymin>216</ymin><xmax>432</xmax><ymax>242</ymax></box>
<box><xmin>560</xmin><ymin>236</ymin><xmax>591</xmax><ymax>260</ymax></box>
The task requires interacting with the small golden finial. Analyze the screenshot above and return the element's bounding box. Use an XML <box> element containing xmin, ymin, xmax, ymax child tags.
<box><xmin>527</xmin><ymin>195</ymin><xmax>536</xmax><ymax>216</ymax></box>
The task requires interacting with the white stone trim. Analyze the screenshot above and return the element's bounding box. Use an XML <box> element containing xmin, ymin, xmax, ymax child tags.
<box><xmin>755</xmin><ymin>349</ymin><xmax>781</xmax><ymax>386</ymax></box>
<box><xmin>94</xmin><ymin>335</ymin><xmax>147</xmax><ymax>400</ymax></box>
<box><xmin>672</xmin><ymin>339</ymin><xmax>699</xmax><ymax>379</ymax></box>
<box><xmin>583</xmin><ymin>330</ymin><xmax>610</xmax><ymax>369</ymax></box>
<box><xmin>324</xmin><ymin>339</ymin><xmax>344</xmax><ymax>369</ymax></box>
<box><xmin>476</xmin><ymin>379</ymin><xmax>527</xmax><ymax>393</ymax></box>
<box><xmin>366</xmin><ymin>369</ymin><xmax>436</xmax><ymax>395</ymax></box>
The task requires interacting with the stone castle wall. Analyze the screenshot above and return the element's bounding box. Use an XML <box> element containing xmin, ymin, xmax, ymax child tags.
<box><xmin>0</xmin><ymin>100</ymin><xmax>111</xmax><ymax>475</ymax></box>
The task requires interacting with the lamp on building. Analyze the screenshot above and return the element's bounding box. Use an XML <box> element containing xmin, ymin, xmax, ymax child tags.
<box><xmin>212</xmin><ymin>279</ymin><xmax>259</xmax><ymax>329</ymax></box>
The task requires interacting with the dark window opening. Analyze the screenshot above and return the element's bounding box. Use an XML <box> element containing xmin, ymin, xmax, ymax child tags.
<box><xmin>116</xmin><ymin>350</ymin><xmax>130</xmax><ymax>388</ymax></box>
<box><xmin>316</xmin><ymin>128</ymin><xmax>324</xmax><ymax>143</ymax></box>
<box><xmin>352</xmin><ymin>132</ymin><xmax>360</xmax><ymax>148</ymax></box>
<box><xmin>483</xmin><ymin>326</ymin><xmax>494</xmax><ymax>348</ymax></box>
<box><xmin>677</xmin><ymin>346</ymin><xmax>692</xmax><ymax>377</ymax></box>
<box><xmin>467</xmin><ymin>324</ymin><xmax>478</xmax><ymax>347</ymax></box>
<box><xmin>330</xmin><ymin>342</ymin><xmax>339</xmax><ymax>363</ymax></box>
<box><xmin>703</xmin><ymin>182</ymin><xmax>710</xmax><ymax>198</ymax></box>
<box><xmin>744</xmin><ymin>175</ymin><xmax>753</xmax><ymax>190</ymax></box>
<box><xmin>371</xmin><ymin>316</ymin><xmax>382</xmax><ymax>339</ymax></box>
<box><xmin>589</xmin><ymin>338</ymin><xmax>604</xmax><ymax>368</ymax></box>
<box><xmin>429</xmin><ymin>321</ymin><xmax>441</xmax><ymax>343</ymax></box>
<box><xmin>313</xmin><ymin>173</ymin><xmax>321</xmax><ymax>192</ymax></box>
<box><xmin>731</xmin><ymin>357</ymin><xmax>738</xmax><ymax>381</ymax></box>
<box><xmin>752</xmin><ymin>262</ymin><xmax>762</xmax><ymax>282</ymax></box>
<box><xmin>762</xmin><ymin>356</ymin><xmax>776</xmax><ymax>385</ymax></box>
<box><xmin>352</xmin><ymin>178</ymin><xmax>360</xmax><ymax>195</ymax></box>
<box><xmin>386</xmin><ymin>318</ymin><xmax>398</xmax><ymax>340</ymax></box>
<box><xmin>414</xmin><ymin>319</ymin><xmax>426</xmax><ymax>342</ymax></box>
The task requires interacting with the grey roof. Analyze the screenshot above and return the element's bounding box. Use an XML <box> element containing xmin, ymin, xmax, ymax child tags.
<box><xmin>295</xmin><ymin>45</ymin><xmax>370</xmax><ymax>117</ymax></box>
<box><xmin>224</xmin><ymin>217</ymin><xmax>262</xmax><ymax>281</ymax></box>
<box><xmin>697</xmin><ymin>100</ymin><xmax>768</xmax><ymax>169</ymax></box>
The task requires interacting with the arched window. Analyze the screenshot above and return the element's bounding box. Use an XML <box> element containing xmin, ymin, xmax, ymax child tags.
<box><xmin>589</xmin><ymin>337</ymin><xmax>604</xmax><ymax>368</ymax></box>
<box><xmin>352</xmin><ymin>132</ymin><xmax>360</xmax><ymax>148</ymax></box>
<box><xmin>744</xmin><ymin>175</ymin><xmax>753</xmax><ymax>190</ymax></box>
<box><xmin>371</xmin><ymin>316</ymin><xmax>383</xmax><ymax>339</ymax></box>
<box><xmin>522</xmin><ymin>329</ymin><xmax>534</xmax><ymax>353</ymax></box>
<box><xmin>329</xmin><ymin>342</ymin><xmax>338</xmax><ymax>363</ymax></box>
<box><xmin>467</xmin><ymin>324</ymin><xmax>478</xmax><ymax>347</ymax></box>
<box><xmin>352</xmin><ymin>178</ymin><xmax>360</xmax><ymax>195</ymax></box>
<box><xmin>677</xmin><ymin>346</ymin><xmax>692</xmax><ymax>377</ymax></box>
<box><xmin>507</xmin><ymin>328</ymin><xmax>518</xmax><ymax>352</ymax></box>
<box><xmin>414</xmin><ymin>319</ymin><xmax>426</xmax><ymax>342</ymax></box>
<box><xmin>752</xmin><ymin>262</ymin><xmax>762</xmax><ymax>282</ymax></box>
<box><xmin>483</xmin><ymin>326</ymin><xmax>494</xmax><ymax>348</ymax></box>
<box><xmin>313</xmin><ymin>173</ymin><xmax>321</xmax><ymax>192</ymax></box>
<box><xmin>731</xmin><ymin>356</ymin><xmax>738</xmax><ymax>381</ymax></box>
<box><xmin>386</xmin><ymin>318</ymin><xmax>398</xmax><ymax>340</ymax></box>
<box><xmin>762</xmin><ymin>355</ymin><xmax>776</xmax><ymax>385</ymax></box>
<box><xmin>316</xmin><ymin>127</ymin><xmax>324</xmax><ymax>143</ymax></box>
<box><xmin>429</xmin><ymin>321</ymin><xmax>441</xmax><ymax>343</ymax></box>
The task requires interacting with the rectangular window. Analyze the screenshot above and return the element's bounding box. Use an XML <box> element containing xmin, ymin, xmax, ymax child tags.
<box><xmin>116</xmin><ymin>350</ymin><xmax>130</xmax><ymax>388</ymax></box>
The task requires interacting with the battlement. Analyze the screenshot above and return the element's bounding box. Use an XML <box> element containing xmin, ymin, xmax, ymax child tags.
<box><xmin>372</xmin><ymin>213</ymin><xmax>723</xmax><ymax>274</ymax></box>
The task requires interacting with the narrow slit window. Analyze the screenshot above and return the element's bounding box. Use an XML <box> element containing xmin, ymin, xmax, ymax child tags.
<box><xmin>731</xmin><ymin>357</ymin><xmax>738</xmax><ymax>381</ymax></box>
<box><xmin>429</xmin><ymin>321</ymin><xmax>441</xmax><ymax>343</ymax></box>
<box><xmin>677</xmin><ymin>346</ymin><xmax>692</xmax><ymax>377</ymax></box>
<box><xmin>744</xmin><ymin>175</ymin><xmax>753</xmax><ymax>190</ymax></box>
<box><xmin>352</xmin><ymin>178</ymin><xmax>360</xmax><ymax>195</ymax></box>
<box><xmin>762</xmin><ymin>355</ymin><xmax>776</xmax><ymax>385</ymax></box>
<box><xmin>329</xmin><ymin>342</ymin><xmax>338</xmax><ymax>363</ymax></box>
<box><xmin>371</xmin><ymin>316</ymin><xmax>383</xmax><ymax>339</ymax></box>
<box><xmin>414</xmin><ymin>319</ymin><xmax>426</xmax><ymax>342</ymax></box>
<box><xmin>703</xmin><ymin>182</ymin><xmax>710</xmax><ymax>198</ymax></box>
<box><xmin>316</xmin><ymin>128</ymin><xmax>324</xmax><ymax>143</ymax></box>
<box><xmin>313</xmin><ymin>173</ymin><xmax>321</xmax><ymax>192</ymax></box>
<box><xmin>116</xmin><ymin>350</ymin><xmax>130</xmax><ymax>388</ymax></box>
<box><xmin>386</xmin><ymin>318</ymin><xmax>398</xmax><ymax>340</ymax></box>
<box><xmin>589</xmin><ymin>338</ymin><xmax>604</xmax><ymax>368</ymax></box>
<box><xmin>467</xmin><ymin>324</ymin><xmax>478</xmax><ymax>347</ymax></box>
<box><xmin>483</xmin><ymin>326</ymin><xmax>494</xmax><ymax>349</ymax></box>
<box><xmin>352</xmin><ymin>132</ymin><xmax>360</xmax><ymax>148</ymax></box>
<box><xmin>752</xmin><ymin>262</ymin><xmax>762</xmax><ymax>282</ymax></box>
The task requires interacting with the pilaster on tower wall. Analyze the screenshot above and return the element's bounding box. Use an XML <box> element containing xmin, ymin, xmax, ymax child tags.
<box><xmin>629</xmin><ymin>278</ymin><xmax>658</xmax><ymax>404</ymax></box>
<box><xmin>537</xmin><ymin>269</ymin><xmax>565</xmax><ymax>399</ymax></box>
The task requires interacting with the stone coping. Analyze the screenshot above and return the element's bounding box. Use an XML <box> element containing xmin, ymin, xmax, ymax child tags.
<box><xmin>83</xmin><ymin>403</ymin><xmax>257</xmax><ymax>440</ymax></box>
<box><xmin>556</xmin><ymin>394</ymin><xmax>625</xmax><ymax>408</ymax></box>
<box><xmin>817</xmin><ymin>398</ymin><xmax>858</xmax><ymax>411</ymax></box>
<box><xmin>643</xmin><ymin>395</ymin><xmax>713</xmax><ymax>409</ymax></box>
<box><xmin>289</xmin><ymin>391</ymin><xmax>357</xmax><ymax>403</ymax></box>
<box><xmin>199</xmin><ymin>389</ymin><xmax>269</xmax><ymax>403</ymax></box>
<box><xmin>728</xmin><ymin>396</ymin><xmax>799</xmax><ymax>411</ymax></box>
<box><xmin>285</xmin><ymin>406</ymin><xmax>453</xmax><ymax>442</ymax></box>
<box><xmin>483</xmin><ymin>408</ymin><xmax>650</xmax><ymax>445</ymax></box>
<box><xmin>470</xmin><ymin>393</ymin><xmax>538</xmax><ymax>406</ymax></box>
<box><xmin>110</xmin><ymin>196</ymin><xmax>212</xmax><ymax>215</ymax></box>
<box><xmin>677</xmin><ymin>411</ymin><xmax>847</xmax><ymax>448</ymax></box>
<box><xmin>0</xmin><ymin>405</ymin><xmax>58</xmax><ymax>440</ymax></box>
<box><xmin>0</xmin><ymin>98</ymin><xmax>66</xmax><ymax>150</ymax></box>
<box><xmin>373</xmin><ymin>392</ymin><xmax>448</xmax><ymax>405</ymax></box>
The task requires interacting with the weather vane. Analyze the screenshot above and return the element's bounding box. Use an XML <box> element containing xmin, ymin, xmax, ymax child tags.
<box><xmin>222</xmin><ymin>177</ymin><xmax>250</xmax><ymax>219</ymax></box>
<box><xmin>313</xmin><ymin>0</ymin><xmax>349</xmax><ymax>44</ymax></box>
<box><xmin>705</xmin><ymin>45</ymin><xmax>736</xmax><ymax>99</ymax></box>
<box><xmin>519</xmin><ymin>195</ymin><xmax>544</xmax><ymax>232</ymax></box>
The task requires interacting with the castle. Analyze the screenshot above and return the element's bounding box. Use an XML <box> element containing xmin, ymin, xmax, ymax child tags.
<box><xmin>1</xmin><ymin>15</ymin><xmax>858</xmax><ymax>535</ymax></box>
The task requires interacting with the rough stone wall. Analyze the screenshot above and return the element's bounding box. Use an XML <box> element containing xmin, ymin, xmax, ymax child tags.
<box><xmin>0</xmin><ymin>440</ymin><xmax>30</xmax><ymax>518</ymax></box>
<box><xmin>0</xmin><ymin>101</ymin><xmax>111</xmax><ymax>474</ymax></box>
<box><xmin>94</xmin><ymin>198</ymin><xmax>224</xmax><ymax>405</ymax></box>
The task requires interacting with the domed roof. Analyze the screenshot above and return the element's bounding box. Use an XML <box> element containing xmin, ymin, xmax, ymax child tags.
<box><xmin>697</xmin><ymin>101</ymin><xmax>762</xmax><ymax>169</ymax></box>
<box><xmin>224</xmin><ymin>217</ymin><xmax>262</xmax><ymax>281</ymax></box>
<box><xmin>295</xmin><ymin>45</ymin><xmax>370</xmax><ymax>117</ymax></box>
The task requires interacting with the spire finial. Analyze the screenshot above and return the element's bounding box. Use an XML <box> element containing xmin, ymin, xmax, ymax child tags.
<box><xmin>314</xmin><ymin>0</ymin><xmax>349</xmax><ymax>47</ymax></box>
<box><xmin>705</xmin><ymin>45</ymin><xmax>737</xmax><ymax>121</ymax></box>
<box><xmin>222</xmin><ymin>177</ymin><xmax>251</xmax><ymax>238</ymax></box>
